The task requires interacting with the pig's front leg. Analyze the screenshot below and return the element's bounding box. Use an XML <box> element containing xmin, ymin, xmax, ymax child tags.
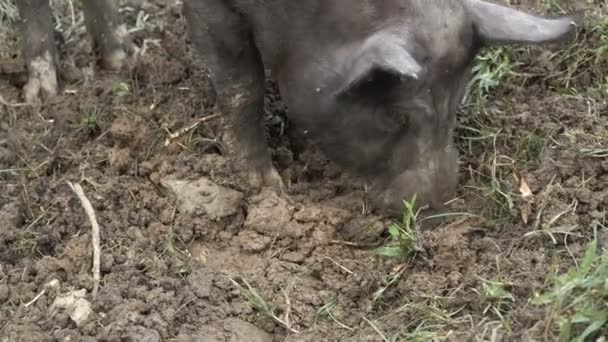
<box><xmin>183</xmin><ymin>0</ymin><xmax>284</xmax><ymax>191</ymax></box>
<box><xmin>17</xmin><ymin>0</ymin><xmax>58</xmax><ymax>103</ymax></box>
<box><xmin>82</xmin><ymin>0</ymin><xmax>134</xmax><ymax>70</ymax></box>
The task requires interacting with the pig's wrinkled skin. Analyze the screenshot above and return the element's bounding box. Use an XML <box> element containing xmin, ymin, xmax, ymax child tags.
<box><xmin>16</xmin><ymin>0</ymin><xmax>134</xmax><ymax>103</ymax></box>
<box><xmin>183</xmin><ymin>0</ymin><xmax>583</xmax><ymax>216</ymax></box>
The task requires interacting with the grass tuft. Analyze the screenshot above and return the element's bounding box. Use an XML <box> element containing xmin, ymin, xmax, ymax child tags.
<box><xmin>533</xmin><ymin>230</ymin><xmax>608</xmax><ymax>341</ymax></box>
<box><xmin>463</xmin><ymin>46</ymin><xmax>521</xmax><ymax>111</ymax></box>
<box><xmin>373</xmin><ymin>195</ymin><xmax>424</xmax><ymax>259</ymax></box>
<box><xmin>229</xmin><ymin>277</ymin><xmax>300</xmax><ymax>333</ymax></box>
<box><xmin>0</xmin><ymin>0</ymin><xmax>17</xmax><ymax>24</ymax></box>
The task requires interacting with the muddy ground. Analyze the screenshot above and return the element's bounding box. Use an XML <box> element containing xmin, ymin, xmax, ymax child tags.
<box><xmin>1</xmin><ymin>0</ymin><xmax>607</xmax><ymax>341</ymax></box>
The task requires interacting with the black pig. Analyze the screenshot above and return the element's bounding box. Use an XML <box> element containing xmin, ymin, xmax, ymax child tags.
<box><xmin>183</xmin><ymin>0</ymin><xmax>583</xmax><ymax>215</ymax></box>
<box><xmin>16</xmin><ymin>0</ymin><xmax>133</xmax><ymax>103</ymax></box>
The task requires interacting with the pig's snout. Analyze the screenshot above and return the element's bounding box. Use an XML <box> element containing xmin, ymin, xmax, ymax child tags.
<box><xmin>372</xmin><ymin>148</ymin><xmax>459</xmax><ymax>216</ymax></box>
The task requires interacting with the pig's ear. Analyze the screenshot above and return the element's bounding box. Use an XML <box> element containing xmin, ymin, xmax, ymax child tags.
<box><xmin>331</xmin><ymin>33</ymin><xmax>422</xmax><ymax>97</ymax></box>
<box><xmin>464</xmin><ymin>0</ymin><xmax>584</xmax><ymax>46</ymax></box>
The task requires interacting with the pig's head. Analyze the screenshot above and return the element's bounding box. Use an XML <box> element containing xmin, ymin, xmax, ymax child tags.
<box><xmin>296</xmin><ymin>0</ymin><xmax>583</xmax><ymax>216</ymax></box>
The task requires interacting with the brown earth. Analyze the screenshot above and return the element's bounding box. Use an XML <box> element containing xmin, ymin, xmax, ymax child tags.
<box><xmin>0</xmin><ymin>0</ymin><xmax>606</xmax><ymax>341</ymax></box>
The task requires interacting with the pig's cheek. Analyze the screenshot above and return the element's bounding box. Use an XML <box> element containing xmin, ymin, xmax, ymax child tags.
<box><xmin>435</xmin><ymin>149</ymin><xmax>459</xmax><ymax>201</ymax></box>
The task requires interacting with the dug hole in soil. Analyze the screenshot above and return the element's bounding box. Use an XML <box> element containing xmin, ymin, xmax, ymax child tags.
<box><xmin>1</xmin><ymin>0</ymin><xmax>607</xmax><ymax>341</ymax></box>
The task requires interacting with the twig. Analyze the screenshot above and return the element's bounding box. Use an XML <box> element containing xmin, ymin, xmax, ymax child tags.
<box><xmin>322</xmin><ymin>254</ymin><xmax>354</xmax><ymax>275</ymax></box>
<box><xmin>0</xmin><ymin>94</ymin><xmax>27</xmax><ymax>108</ymax></box>
<box><xmin>282</xmin><ymin>287</ymin><xmax>292</xmax><ymax>329</ymax></box>
<box><xmin>67</xmin><ymin>181</ymin><xmax>101</xmax><ymax>298</ymax></box>
<box><xmin>24</xmin><ymin>289</ymin><xmax>46</xmax><ymax>307</ymax></box>
<box><xmin>229</xmin><ymin>277</ymin><xmax>300</xmax><ymax>334</ymax></box>
<box><xmin>328</xmin><ymin>311</ymin><xmax>355</xmax><ymax>331</ymax></box>
<box><xmin>363</xmin><ymin>317</ymin><xmax>389</xmax><ymax>342</ymax></box>
<box><xmin>22</xmin><ymin>279</ymin><xmax>60</xmax><ymax>307</ymax></box>
<box><xmin>66</xmin><ymin>0</ymin><xmax>76</xmax><ymax>28</ymax></box>
<box><xmin>329</xmin><ymin>240</ymin><xmax>384</xmax><ymax>248</ymax></box>
<box><xmin>164</xmin><ymin>113</ymin><xmax>223</xmax><ymax>147</ymax></box>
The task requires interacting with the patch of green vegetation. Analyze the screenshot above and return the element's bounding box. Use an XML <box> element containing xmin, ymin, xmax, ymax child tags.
<box><xmin>541</xmin><ymin>0</ymin><xmax>566</xmax><ymax>15</ymax></box>
<box><xmin>364</xmin><ymin>296</ymin><xmax>468</xmax><ymax>342</ymax></box>
<box><xmin>463</xmin><ymin>46</ymin><xmax>521</xmax><ymax>111</ymax></box>
<box><xmin>521</xmin><ymin>130</ymin><xmax>549</xmax><ymax>161</ymax></box>
<box><xmin>373</xmin><ymin>195</ymin><xmax>424</xmax><ymax>259</ymax></box>
<box><xmin>82</xmin><ymin>110</ymin><xmax>99</xmax><ymax>134</ymax></box>
<box><xmin>465</xmin><ymin>132</ymin><xmax>517</xmax><ymax>226</ymax></box>
<box><xmin>0</xmin><ymin>0</ymin><xmax>18</xmax><ymax>58</ymax></box>
<box><xmin>539</xmin><ymin>14</ymin><xmax>608</xmax><ymax>94</ymax></box>
<box><xmin>474</xmin><ymin>276</ymin><xmax>515</xmax><ymax>319</ymax></box>
<box><xmin>480</xmin><ymin>278</ymin><xmax>515</xmax><ymax>303</ymax></box>
<box><xmin>533</xmin><ymin>232</ymin><xmax>608</xmax><ymax>341</ymax></box>
<box><xmin>12</xmin><ymin>230</ymin><xmax>39</xmax><ymax>256</ymax></box>
<box><xmin>130</xmin><ymin>10</ymin><xmax>156</xmax><ymax>34</ymax></box>
<box><xmin>113</xmin><ymin>81</ymin><xmax>132</xmax><ymax>97</ymax></box>
<box><xmin>372</xmin><ymin>264</ymin><xmax>407</xmax><ymax>304</ymax></box>
<box><xmin>315</xmin><ymin>300</ymin><xmax>337</xmax><ymax>321</ymax></box>
<box><xmin>229</xmin><ymin>277</ymin><xmax>300</xmax><ymax>333</ymax></box>
<box><xmin>478</xmin><ymin>181</ymin><xmax>515</xmax><ymax>226</ymax></box>
<box><xmin>315</xmin><ymin>300</ymin><xmax>354</xmax><ymax>331</ymax></box>
<box><xmin>0</xmin><ymin>0</ymin><xmax>17</xmax><ymax>24</ymax></box>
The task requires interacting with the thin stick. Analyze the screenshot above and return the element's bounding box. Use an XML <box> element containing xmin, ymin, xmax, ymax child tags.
<box><xmin>67</xmin><ymin>181</ymin><xmax>101</xmax><ymax>298</ymax></box>
<box><xmin>329</xmin><ymin>240</ymin><xmax>383</xmax><ymax>248</ymax></box>
<box><xmin>282</xmin><ymin>287</ymin><xmax>292</xmax><ymax>329</ymax></box>
<box><xmin>164</xmin><ymin>113</ymin><xmax>223</xmax><ymax>147</ymax></box>
<box><xmin>67</xmin><ymin>0</ymin><xmax>76</xmax><ymax>29</ymax></box>
<box><xmin>24</xmin><ymin>289</ymin><xmax>46</xmax><ymax>307</ymax></box>
<box><xmin>0</xmin><ymin>94</ymin><xmax>27</xmax><ymax>108</ymax></box>
<box><xmin>363</xmin><ymin>317</ymin><xmax>389</xmax><ymax>342</ymax></box>
<box><xmin>322</xmin><ymin>254</ymin><xmax>354</xmax><ymax>275</ymax></box>
<box><xmin>328</xmin><ymin>311</ymin><xmax>355</xmax><ymax>331</ymax></box>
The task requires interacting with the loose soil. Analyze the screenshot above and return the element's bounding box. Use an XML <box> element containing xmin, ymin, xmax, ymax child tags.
<box><xmin>1</xmin><ymin>0</ymin><xmax>606</xmax><ymax>341</ymax></box>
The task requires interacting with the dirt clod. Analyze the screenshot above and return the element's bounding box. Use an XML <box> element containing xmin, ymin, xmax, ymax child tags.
<box><xmin>50</xmin><ymin>289</ymin><xmax>93</xmax><ymax>327</ymax></box>
<box><xmin>237</xmin><ymin>230</ymin><xmax>273</xmax><ymax>252</ymax></box>
<box><xmin>123</xmin><ymin>326</ymin><xmax>162</xmax><ymax>342</ymax></box>
<box><xmin>0</xmin><ymin>284</ymin><xmax>9</xmax><ymax>302</ymax></box>
<box><xmin>161</xmin><ymin>176</ymin><xmax>244</xmax><ymax>219</ymax></box>
<box><xmin>0</xmin><ymin>202</ymin><xmax>23</xmax><ymax>232</ymax></box>
<box><xmin>244</xmin><ymin>189</ymin><xmax>292</xmax><ymax>235</ymax></box>
<box><xmin>187</xmin><ymin>270</ymin><xmax>213</xmax><ymax>299</ymax></box>
<box><xmin>224</xmin><ymin>318</ymin><xmax>274</xmax><ymax>342</ymax></box>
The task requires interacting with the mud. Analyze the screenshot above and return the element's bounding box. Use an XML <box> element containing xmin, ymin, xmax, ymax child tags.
<box><xmin>1</xmin><ymin>0</ymin><xmax>606</xmax><ymax>341</ymax></box>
